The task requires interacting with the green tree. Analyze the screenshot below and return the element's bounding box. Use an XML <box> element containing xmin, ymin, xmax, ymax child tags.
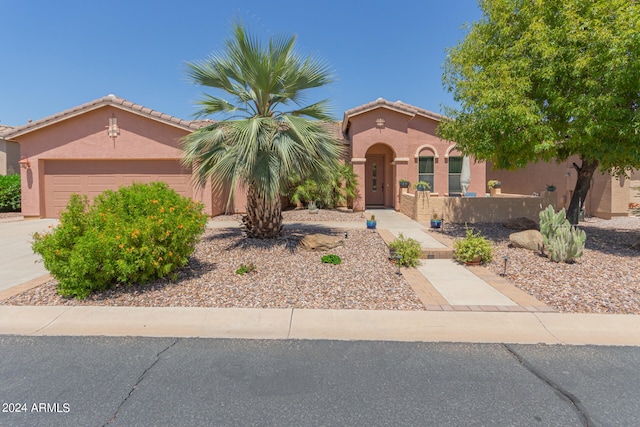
<box><xmin>439</xmin><ymin>0</ymin><xmax>640</xmax><ymax>224</ymax></box>
<box><xmin>181</xmin><ymin>22</ymin><xmax>343</xmax><ymax>238</ymax></box>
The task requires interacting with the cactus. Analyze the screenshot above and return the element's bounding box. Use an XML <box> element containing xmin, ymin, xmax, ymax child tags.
<box><xmin>539</xmin><ymin>205</ymin><xmax>586</xmax><ymax>263</ymax></box>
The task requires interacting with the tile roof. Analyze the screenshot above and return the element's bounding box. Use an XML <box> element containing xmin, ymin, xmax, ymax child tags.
<box><xmin>342</xmin><ymin>97</ymin><xmax>444</xmax><ymax>133</ymax></box>
<box><xmin>3</xmin><ymin>94</ymin><xmax>202</xmax><ymax>140</ymax></box>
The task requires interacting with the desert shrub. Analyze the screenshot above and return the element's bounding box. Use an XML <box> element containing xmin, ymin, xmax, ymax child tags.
<box><xmin>0</xmin><ymin>174</ymin><xmax>20</xmax><ymax>212</ymax></box>
<box><xmin>539</xmin><ymin>205</ymin><xmax>586</xmax><ymax>263</ymax></box>
<box><xmin>236</xmin><ymin>263</ymin><xmax>257</xmax><ymax>275</ymax></box>
<box><xmin>453</xmin><ymin>227</ymin><xmax>493</xmax><ymax>264</ymax></box>
<box><xmin>32</xmin><ymin>182</ymin><xmax>207</xmax><ymax>299</ymax></box>
<box><xmin>321</xmin><ymin>254</ymin><xmax>342</xmax><ymax>265</ymax></box>
<box><xmin>389</xmin><ymin>233</ymin><xmax>422</xmax><ymax>267</ymax></box>
<box><xmin>288</xmin><ymin>164</ymin><xmax>358</xmax><ymax>209</ymax></box>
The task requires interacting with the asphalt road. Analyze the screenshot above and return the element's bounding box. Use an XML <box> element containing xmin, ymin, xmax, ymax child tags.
<box><xmin>1</xmin><ymin>337</ymin><xmax>638</xmax><ymax>426</ymax></box>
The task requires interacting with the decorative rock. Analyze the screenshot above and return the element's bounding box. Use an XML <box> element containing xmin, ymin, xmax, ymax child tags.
<box><xmin>503</xmin><ymin>217</ymin><xmax>538</xmax><ymax>231</ymax></box>
<box><xmin>632</xmin><ymin>237</ymin><xmax>640</xmax><ymax>251</ymax></box>
<box><xmin>509</xmin><ymin>230</ymin><xmax>544</xmax><ymax>251</ymax></box>
<box><xmin>298</xmin><ymin>234</ymin><xmax>345</xmax><ymax>251</ymax></box>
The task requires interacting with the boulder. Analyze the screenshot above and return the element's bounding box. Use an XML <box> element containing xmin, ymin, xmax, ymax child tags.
<box><xmin>503</xmin><ymin>217</ymin><xmax>538</xmax><ymax>231</ymax></box>
<box><xmin>509</xmin><ymin>230</ymin><xmax>544</xmax><ymax>251</ymax></box>
<box><xmin>298</xmin><ymin>234</ymin><xmax>344</xmax><ymax>251</ymax></box>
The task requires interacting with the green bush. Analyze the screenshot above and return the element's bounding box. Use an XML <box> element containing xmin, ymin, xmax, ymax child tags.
<box><xmin>453</xmin><ymin>227</ymin><xmax>493</xmax><ymax>264</ymax></box>
<box><xmin>32</xmin><ymin>182</ymin><xmax>207</xmax><ymax>299</ymax></box>
<box><xmin>0</xmin><ymin>174</ymin><xmax>20</xmax><ymax>212</ymax></box>
<box><xmin>236</xmin><ymin>263</ymin><xmax>257</xmax><ymax>275</ymax></box>
<box><xmin>389</xmin><ymin>233</ymin><xmax>422</xmax><ymax>267</ymax></box>
<box><xmin>321</xmin><ymin>254</ymin><xmax>342</xmax><ymax>265</ymax></box>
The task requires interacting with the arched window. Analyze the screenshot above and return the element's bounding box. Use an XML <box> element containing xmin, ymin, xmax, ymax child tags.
<box><xmin>418</xmin><ymin>149</ymin><xmax>435</xmax><ymax>190</ymax></box>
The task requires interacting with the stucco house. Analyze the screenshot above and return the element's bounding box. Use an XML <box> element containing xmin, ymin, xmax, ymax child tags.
<box><xmin>4</xmin><ymin>95</ymin><xmax>482</xmax><ymax>218</ymax></box>
<box><xmin>343</xmin><ymin>98</ymin><xmax>485</xmax><ymax>211</ymax></box>
<box><xmin>0</xmin><ymin>125</ymin><xmax>19</xmax><ymax>176</ymax></box>
<box><xmin>3</xmin><ymin>94</ymin><xmax>630</xmax><ymax>219</ymax></box>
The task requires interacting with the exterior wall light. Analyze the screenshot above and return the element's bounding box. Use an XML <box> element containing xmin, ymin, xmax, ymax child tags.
<box><xmin>19</xmin><ymin>156</ymin><xmax>31</xmax><ymax>169</ymax></box>
<box><xmin>107</xmin><ymin>115</ymin><xmax>120</xmax><ymax>140</ymax></box>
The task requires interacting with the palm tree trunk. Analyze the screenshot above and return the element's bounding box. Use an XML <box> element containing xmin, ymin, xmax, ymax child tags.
<box><xmin>567</xmin><ymin>157</ymin><xmax>598</xmax><ymax>225</ymax></box>
<box><xmin>242</xmin><ymin>185</ymin><xmax>283</xmax><ymax>238</ymax></box>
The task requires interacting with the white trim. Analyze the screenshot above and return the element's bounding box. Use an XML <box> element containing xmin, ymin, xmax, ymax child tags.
<box><xmin>393</xmin><ymin>157</ymin><xmax>409</xmax><ymax>163</ymax></box>
<box><xmin>445</xmin><ymin>145</ymin><xmax>461</xmax><ymax>159</ymax></box>
<box><xmin>414</xmin><ymin>144</ymin><xmax>439</xmax><ymax>159</ymax></box>
<box><xmin>351</xmin><ymin>157</ymin><xmax>367</xmax><ymax>163</ymax></box>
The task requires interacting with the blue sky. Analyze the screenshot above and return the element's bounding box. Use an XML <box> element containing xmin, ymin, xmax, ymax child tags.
<box><xmin>1</xmin><ymin>0</ymin><xmax>482</xmax><ymax>126</ymax></box>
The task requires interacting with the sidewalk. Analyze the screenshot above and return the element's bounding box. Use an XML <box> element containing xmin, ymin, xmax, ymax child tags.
<box><xmin>1</xmin><ymin>214</ymin><xmax>639</xmax><ymax>345</ymax></box>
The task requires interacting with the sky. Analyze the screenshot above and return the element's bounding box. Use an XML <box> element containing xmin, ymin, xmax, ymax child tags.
<box><xmin>0</xmin><ymin>0</ymin><xmax>482</xmax><ymax>127</ymax></box>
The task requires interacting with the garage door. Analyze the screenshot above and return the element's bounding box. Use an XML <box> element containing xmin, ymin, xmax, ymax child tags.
<box><xmin>44</xmin><ymin>160</ymin><xmax>192</xmax><ymax>218</ymax></box>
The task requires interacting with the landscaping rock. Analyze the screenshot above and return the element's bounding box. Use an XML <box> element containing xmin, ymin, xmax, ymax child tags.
<box><xmin>298</xmin><ymin>234</ymin><xmax>344</xmax><ymax>251</ymax></box>
<box><xmin>503</xmin><ymin>217</ymin><xmax>538</xmax><ymax>231</ymax></box>
<box><xmin>632</xmin><ymin>237</ymin><xmax>640</xmax><ymax>251</ymax></box>
<box><xmin>509</xmin><ymin>230</ymin><xmax>544</xmax><ymax>251</ymax></box>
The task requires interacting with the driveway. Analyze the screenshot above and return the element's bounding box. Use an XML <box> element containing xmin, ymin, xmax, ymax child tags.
<box><xmin>0</xmin><ymin>219</ymin><xmax>58</xmax><ymax>292</ymax></box>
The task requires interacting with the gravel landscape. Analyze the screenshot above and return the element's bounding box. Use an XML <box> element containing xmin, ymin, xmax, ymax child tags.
<box><xmin>1</xmin><ymin>210</ymin><xmax>639</xmax><ymax>314</ymax></box>
<box><xmin>439</xmin><ymin>216</ymin><xmax>640</xmax><ymax>314</ymax></box>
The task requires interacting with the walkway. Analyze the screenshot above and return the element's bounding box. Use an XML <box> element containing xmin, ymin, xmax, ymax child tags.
<box><xmin>365</xmin><ymin>209</ymin><xmax>555</xmax><ymax>313</ymax></box>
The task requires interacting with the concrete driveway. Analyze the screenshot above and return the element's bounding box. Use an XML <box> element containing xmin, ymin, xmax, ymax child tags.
<box><xmin>0</xmin><ymin>219</ymin><xmax>58</xmax><ymax>292</ymax></box>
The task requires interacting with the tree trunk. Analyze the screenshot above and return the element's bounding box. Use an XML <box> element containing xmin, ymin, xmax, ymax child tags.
<box><xmin>567</xmin><ymin>157</ymin><xmax>598</xmax><ymax>225</ymax></box>
<box><xmin>242</xmin><ymin>185</ymin><xmax>283</xmax><ymax>239</ymax></box>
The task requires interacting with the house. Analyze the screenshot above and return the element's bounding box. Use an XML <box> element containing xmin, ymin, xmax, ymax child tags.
<box><xmin>2</xmin><ymin>95</ymin><xmax>219</xmax><ymax>218</ymax></box>
<box><xmin>342</xmin><ymin>98</ymin><xmax>485</xmax><ymax>211</ymax></box>
<box><xmin>4</xmin><ymin>94</ymin><xmax>630</xmax><ymax>219</ymax></box>
<box><xmin>0</xmin><ymin>125</ymin><xmax>19</xmax><ymax>176</ymax></box>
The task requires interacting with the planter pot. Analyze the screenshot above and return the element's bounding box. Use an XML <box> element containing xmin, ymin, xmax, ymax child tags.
<box><xmin>416</xmin><ymin>184</ymin><xmax>427</xmax><ymax>192</ymax></box>
<box><xmin>399</xmin><ymin>181</ymin><xmax>410</xmax><ymax>189</ymax></box>
<box><xmin>464</xmin><ymin>255</ymin><xmax>483</xmax><ymax>266</ymax></box>
<box><xmin>430</xmin><ymin>219</ymin><xmax>442</xmax><ymax>229</ymax></box>
<box><xmin>366</xmin><ymin>220</ymin><xmax>377</xmax><ymax>229</ymax></box>
<box><xmin>490</xmin><ymin>187</ymin><xmax>501</xmax><ymax>197</ymax></box>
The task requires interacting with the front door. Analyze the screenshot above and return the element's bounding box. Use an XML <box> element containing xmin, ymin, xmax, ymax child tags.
<box><xmin>365</xmin><ymin>155</ymin><xmax>385</xmax><ymax>206</ymax></box>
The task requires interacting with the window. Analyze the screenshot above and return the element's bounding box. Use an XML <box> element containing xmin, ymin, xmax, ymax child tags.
<box><xmin>418</xmin><ymin>156</ymin><xmax>434</xmax><ymax>190</ymax></box>
<box><xmin>448</xmin><ymin>156</ymin><xmax>462</xmax><ymax>194</ymax></box>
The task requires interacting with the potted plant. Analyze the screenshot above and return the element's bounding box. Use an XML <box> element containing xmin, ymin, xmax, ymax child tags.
<box><xmin>453</xmin><ymin>227</ymin><xmax>494</xmax><ymax>265</ymax></box>
<box><xmin>366</xmin><ymin>214</ymin><xmax>377</xmax><ymax>229</ymax></box>
<box><xmin>399</xmin><ymin>179</ymin><xmax>410</xmax><ymax>189</ymax></box>
<box><xmin>487</xmin><ymin>180</ymin><xmax>501</xmax><ymax>189</ymax></box>
<box><xmin>487</xmin><ymin>180</ymin><xmax>501</xmax><ymax>196</ymax></box>
<box><xmin>430</xmin><ymin>212</ymin><xmax>442</xmax><ymax>228</ymax></box>
<box><xmin>546</xmin><ymin>184</ymin><xmax>556</xmax><ymax>192</ymax></box>
<box><xmin>414</xmin><ymin>181</ymin><xmax>431</xmax><ymax>192</ymax></box>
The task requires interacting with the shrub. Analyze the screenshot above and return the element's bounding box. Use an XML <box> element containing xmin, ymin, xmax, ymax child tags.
<box><xmin>453</xmin><ymin>227</ymin><xmax>493</xmax><ymax>264</ymax></box>
<box><xmin>321</xmin><ymin>254</ymin><xmax>342</xmax><ymax>265</ymax></box>
<box><xmin>389</xmin><ymin>233</ymin><xmax>422</xmax><ymax>267</ymax></box>
<box><xmin>32</xmin><ymin>182</ymin><xmax>207</xmax><ymax>299</ymax></box>
<box><xmin>236</xmin><ymin>263</ymin><xmax>257</xmax><ymax>275</ymax></box>
<box><xmin>0</xmin><ymin>174</ymin><xmax>20</xmax><ymax>212</ymax></box>
<box><xmin>539</xmin><ymin>205</ymin><xmax>586</xmax><ymax>263</ymax></box>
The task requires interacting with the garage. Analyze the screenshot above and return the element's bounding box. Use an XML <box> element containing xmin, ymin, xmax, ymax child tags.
<box><xmin>43</xmin><ymin>160</ymin><xmax>192</xmax><ymax>218</ymax></box>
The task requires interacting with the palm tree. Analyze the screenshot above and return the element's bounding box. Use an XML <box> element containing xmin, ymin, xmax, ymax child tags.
<box><xmin>181</xmin><ymin>22</ymin><xmax>343</xmax><ymax>238</ymax></box>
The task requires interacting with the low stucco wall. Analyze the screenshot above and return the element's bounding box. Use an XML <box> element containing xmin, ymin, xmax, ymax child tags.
<box><xmin>399</xmin><ymin>190</ymin><xmax>557</xmax><ymax>224</ymax></box>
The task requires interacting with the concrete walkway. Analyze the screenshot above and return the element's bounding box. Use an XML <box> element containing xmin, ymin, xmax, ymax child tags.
<box><xmin>1</xmin><ymin>214</ymin><xmax>639</xmax><ymax>345</ymax></box>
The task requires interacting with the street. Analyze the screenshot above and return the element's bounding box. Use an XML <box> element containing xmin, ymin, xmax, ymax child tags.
<box><xmin>1</xmin><ymin>337</ymin><xmax>638</xmax><ymax>426</ymax></box>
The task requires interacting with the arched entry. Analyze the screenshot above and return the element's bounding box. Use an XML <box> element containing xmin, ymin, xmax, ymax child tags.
<box><xmin>364</xmin><ymin>143</ymin><xmax>396</xmax><ymax>208</ymax></box>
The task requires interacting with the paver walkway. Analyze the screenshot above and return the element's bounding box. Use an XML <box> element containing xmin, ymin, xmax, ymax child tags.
<box><xmin>365</xmin><ymin>209</ymin><xmax>555</xmax><ymax>313</ymax></box>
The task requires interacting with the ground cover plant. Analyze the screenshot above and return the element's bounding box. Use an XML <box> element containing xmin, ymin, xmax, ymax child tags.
<box><xmin>0</xmin><ymin>174</ymin><xmax>20</xmax><ymax>212</ymax></box>
<box><xmin>32</xmin><ymin>182</ymin><xmax>207</xmax><ymax>299</ymax></box>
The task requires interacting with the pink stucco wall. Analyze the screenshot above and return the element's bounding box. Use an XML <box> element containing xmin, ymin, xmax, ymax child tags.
<box><xmin>347</xmin><ymin>108</ymin><xmax>486</xmax><ymax>210</ymax></box>
<box><xmin>487</xmin><ymin>157</ymin><xmax>630</xmax><ymax>219</ymax></box>
<box><xmin>15</xmin><ymin>106</ymin><xmax>216</xmax><ymax>217</ymax></box>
